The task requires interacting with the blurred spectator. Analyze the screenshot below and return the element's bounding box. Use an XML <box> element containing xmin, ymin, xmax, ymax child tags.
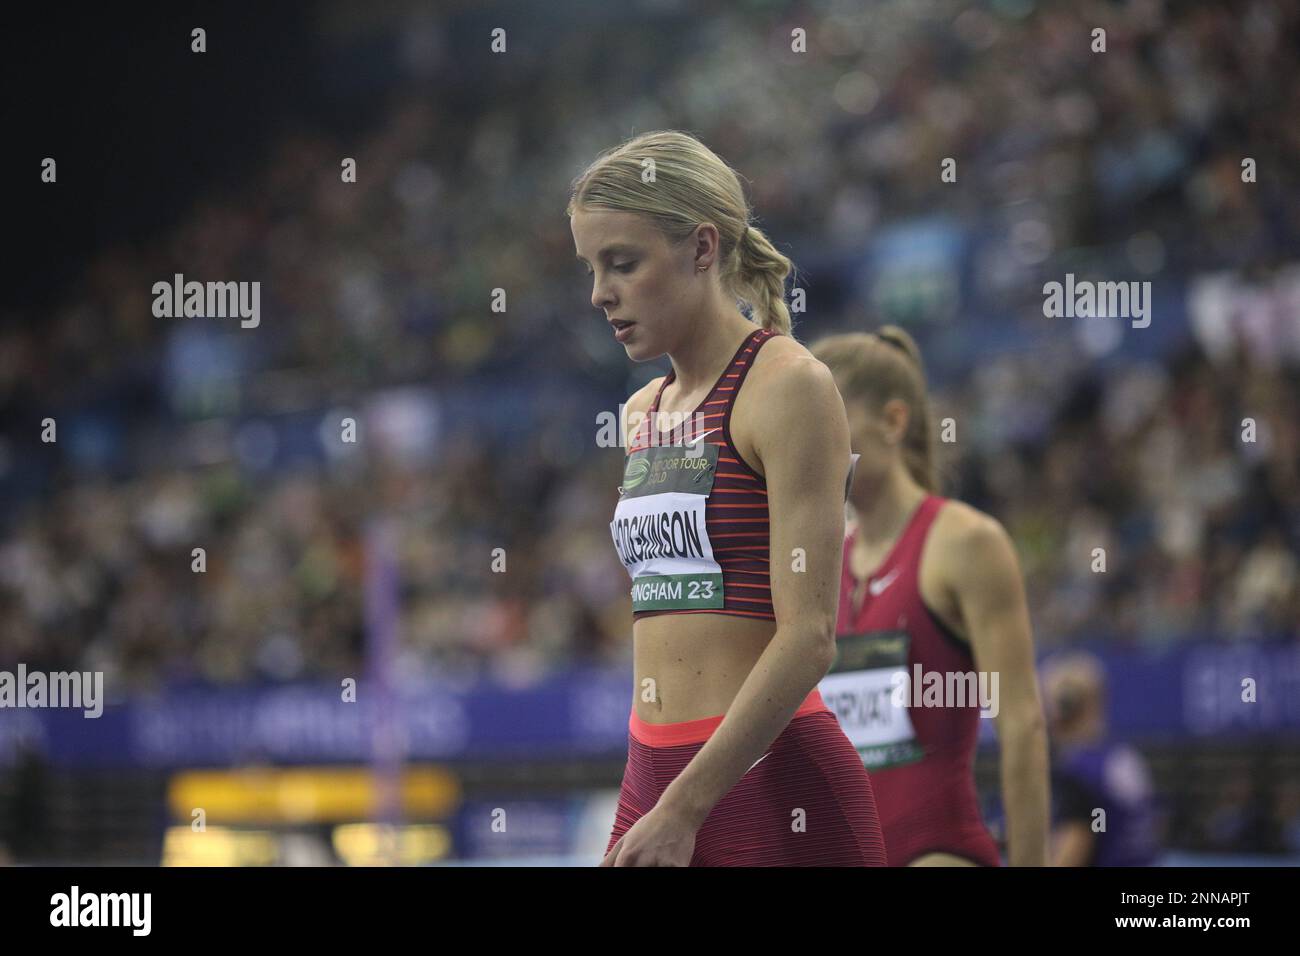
<box><xmin>1043</xmin><ymin>651</ymin><xmax>1162</xmax><ymax>865</ymax></box>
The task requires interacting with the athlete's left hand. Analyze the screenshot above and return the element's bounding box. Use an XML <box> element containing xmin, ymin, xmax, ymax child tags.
<box><xmin>600</xmin><ymin>805</ymin><xmax>698</xmax><ymax>867</ymax></box>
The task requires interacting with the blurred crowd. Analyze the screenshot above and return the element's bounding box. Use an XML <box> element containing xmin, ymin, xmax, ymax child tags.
<box><xmin>1</xmin><ymin>0</ymin><xmax>1297</xmax><ymax>691</ymax></box>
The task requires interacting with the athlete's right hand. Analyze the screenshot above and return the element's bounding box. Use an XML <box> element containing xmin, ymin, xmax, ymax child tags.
<box><xmin>598</xmin><ymin>805</ymin><xmax>696</xmax><ymax>866</ymax></box>
<box><xmin>599</xmin><ymin>836</ymin><xmax>625</xmax><ymax>866</ymax></box>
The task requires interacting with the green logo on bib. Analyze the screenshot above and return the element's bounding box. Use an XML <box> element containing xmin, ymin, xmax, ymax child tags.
<box><xmin>623</xmin><ymin>457</ymin><xmax>650</xmax><ymax>491</ymax></box>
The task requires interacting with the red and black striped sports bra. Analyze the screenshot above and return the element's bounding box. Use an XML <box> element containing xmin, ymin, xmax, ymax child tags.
<box><xmin>610</xmin><ymin>327</ymin><xmax>779</xmax><ymax>622</ymax></box>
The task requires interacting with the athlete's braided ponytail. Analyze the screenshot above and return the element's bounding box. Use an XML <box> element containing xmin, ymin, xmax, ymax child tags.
<box><xmin>732</xmin><ymin>224</ymin><xmax>793</xmax><ymax>336</ymax></box>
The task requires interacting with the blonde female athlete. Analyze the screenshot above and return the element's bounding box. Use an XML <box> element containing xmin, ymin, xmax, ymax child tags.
<box><xmin>570</xmin><ymin>130</ymin><xmax>885</xmax><ymax>866</ymax></box>
<box><xmin>811</xmin><ymin>328</ymin><xmax>1049</xmax><ymax>866</ymax></box>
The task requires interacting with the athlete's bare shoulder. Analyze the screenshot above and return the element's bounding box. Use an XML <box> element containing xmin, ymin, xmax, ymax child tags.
<box><xmin>931</xmin><ymin>498</ymin><xmax>999</xmax><ymax>549</ymax></box>
<box><xmin>622</xmin><ymin>375</ymin><xmax>666</xmax><ymax>450</ymax></box>
<box><xmin>735</xmin><ymin>332</ymin><xmax>830</xmax><ymax>410</ymax></box>
<box><xmin>732</xmin><ymin>332</ymin><xmax>848</xmax><ymax>478</ymax></box>
<box><xmin>744</xmin><ymin>330</ymin><xmax>812</xmax><ymax>383</ymax></box>
<box><xmin>927</xmin><ymin>498</ymin><xmax>1020</xmax><ymax>590</ymax></box>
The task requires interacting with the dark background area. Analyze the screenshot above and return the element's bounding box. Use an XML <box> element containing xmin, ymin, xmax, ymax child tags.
<box><xmin>3</xmin><ymin>3</ymin><xmax>324</xmax><ymax>313</ymax></box>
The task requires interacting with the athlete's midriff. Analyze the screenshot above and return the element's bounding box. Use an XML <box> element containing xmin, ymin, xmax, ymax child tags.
<box><xmin>632</xmin><ymin>612</ymin><xmax>784</xmax><ymax>723</ymax></box>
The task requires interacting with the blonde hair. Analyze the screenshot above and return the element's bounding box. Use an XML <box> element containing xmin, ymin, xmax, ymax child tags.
<box><xmin>810</xmin><ymin>325</ymin><xmax>939</xmax><ymax>493</ymax></box>
<box><xmin>567</xmin><ymin>130</ymin><xmax>794</xmax><ymax>336</ymax></box>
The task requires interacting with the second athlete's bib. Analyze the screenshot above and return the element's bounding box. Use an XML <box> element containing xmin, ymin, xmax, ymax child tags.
<box><xmin>820</xmin><ymin>630</ymin><xmax>924</xmax><ymax>770</ymax></box>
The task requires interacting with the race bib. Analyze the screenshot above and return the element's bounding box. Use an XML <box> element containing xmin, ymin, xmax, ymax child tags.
<box><xmin>610</xmin><ymin>442</ymin><xmax>724</xmax><ymax>612</ymax></box>
<box><xmin>820</xmin><ymin>630</ymin><xmax>924</xmax><ymax>770</ymax></box>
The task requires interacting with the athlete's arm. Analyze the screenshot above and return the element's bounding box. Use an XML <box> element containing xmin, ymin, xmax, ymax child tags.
<box><xmin>945</xmin><ymin>513</ymin><xmax>1050</xmax><ymax>866</ymax></box>
<box><xmin>653</xmin><ymin>355</ymin><xmax>851</xmax><ymax>829</ymax></box>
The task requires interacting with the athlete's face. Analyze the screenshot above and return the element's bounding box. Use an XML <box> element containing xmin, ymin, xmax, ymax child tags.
<box><xmin>846</xmin><ymin>397</ymin><xmax>909</xmax><ymax>491</ymax></box>
<box><xmin>571</xmin><ymin>208</ymin><xmax>698</xmax><ymax>361</ymax></box>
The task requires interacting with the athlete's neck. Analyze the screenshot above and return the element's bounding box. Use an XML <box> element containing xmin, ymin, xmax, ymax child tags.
<box><xmin>663</xmin><ymin>311</ymin><xmax>759</xmax><ymax>400</ymax></box>
<box><xmin>849</xmin><ymin>467</ymin><xmax>928</xmax><ymax>551</ymax></box>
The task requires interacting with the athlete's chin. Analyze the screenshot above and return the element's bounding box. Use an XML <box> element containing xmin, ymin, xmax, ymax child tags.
<box><xmin>622</xmin><ymin>334</ymin><xmax>659</xmax><ymax>361</ymax></box>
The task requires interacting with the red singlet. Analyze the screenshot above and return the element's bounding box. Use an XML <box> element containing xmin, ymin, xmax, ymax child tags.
<box><xmin>825</xmin><ymin>494</ymin><xmax>1001</xmax><ymax>866</ymax></box>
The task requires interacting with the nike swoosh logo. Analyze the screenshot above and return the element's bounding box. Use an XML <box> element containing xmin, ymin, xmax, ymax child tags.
<box><xmin>684</xmin><ymin>428</ymin><xmax>721</xmax><ymax>447</ymax></box>
<box><xmin>868</xmin><ymin>568</ymin><xmax>900</xmax><ymax>596</ymax></box>
<box><xmin>745</xmin><ymin>751</ymin><xmax>772</xmax><ymax>773</ymax></box>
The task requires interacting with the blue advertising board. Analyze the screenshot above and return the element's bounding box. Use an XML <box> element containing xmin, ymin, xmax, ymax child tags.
<box><xmin>1</xmin><ymin>643</ymin><xmax>1296</xmax><ymax>768</ymax></box>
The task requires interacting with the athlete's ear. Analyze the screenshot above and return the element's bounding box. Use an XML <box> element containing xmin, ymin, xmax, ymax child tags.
<box><xmin>689</xmin><ymin>222</ymin><xmax>721</xmax><ymax>273</ymax></box>
<box><xmin>880</xmin><ymin>398</ymin><xmax>911</xmax><ymax>445</ymax></box>
<box><xmin>844</xmin><ymin>453</ymin><xmax>860</xmax><ymax>501</ymax></box>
